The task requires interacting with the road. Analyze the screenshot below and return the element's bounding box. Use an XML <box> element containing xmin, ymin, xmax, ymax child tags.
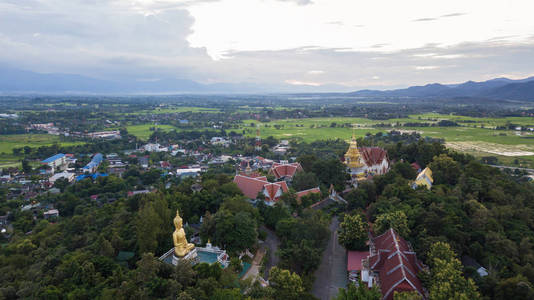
<box><xmin>489</xmin><ymin>164</ymin><xmax>534</xmax><ymax>173</ymax></box>
<box><xmin>312</xmin><ymin>217</ymin><xmax>348</xmax><ymax>300</ymax></box>
<box><xmin>261</xmin><ymin>225</ymin><xmax>280</xmax><ymax>279</ymax></box>
<box><xmin>242</xmin><ymin>248</ymin><xmax>265</xmax><ymax>280</ymax></box>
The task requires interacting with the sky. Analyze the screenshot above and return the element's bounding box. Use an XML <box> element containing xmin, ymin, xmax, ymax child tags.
<box><xmin>1</xmin><ymin>0</ymin><xmax>534</xmax><ymax>91</ymax></box>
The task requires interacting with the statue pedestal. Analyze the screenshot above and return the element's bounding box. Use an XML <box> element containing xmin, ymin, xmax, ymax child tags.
<box><xmin>172</xmin><ymin>248</ymin><xmax>198</xmax><ymax>265</ymax></box>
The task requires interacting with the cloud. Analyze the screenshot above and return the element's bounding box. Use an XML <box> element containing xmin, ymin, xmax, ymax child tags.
<box><xmin>413</xmin><ymin>12</ymin><xmax>467</xmax><ymax>22</ymax></box>
<box><xmin>413</xmin><ymin>17</ymin><xmax>438</xmax><ymax>22</ymax></box>
<box><xmin>277</xmin><ymin>0</ymin><xmax>314</xmax><ymax>5</ymax></box>
<box><xmin>415</xmin><ymin>66</ymin><xmax>440</xmax><ymax>70</ymax></box>
<box><xmin>285</xmin><ymin>79</ymin><xmax>321</xmax><ymax>86</ymax></box>
<box><xmin>1</xmin><ymin>0</ymin><xmax>534</xmax><ymax>92</ymax></box>
<box><xmin>441</xmin><ymin>13</ymin><xmax>466</xmax><ymax>18</ymax></box>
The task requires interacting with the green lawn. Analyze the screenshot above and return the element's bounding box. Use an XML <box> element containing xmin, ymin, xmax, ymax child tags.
<box><xmin>0</xmin><ymin>134</ymin><xmax>85</xmax><ymax>168</ymax></box>
<box><xmin>125</xmin><ymin>124</ymin><xmax>178</xmax><ymax>140</ymax></box>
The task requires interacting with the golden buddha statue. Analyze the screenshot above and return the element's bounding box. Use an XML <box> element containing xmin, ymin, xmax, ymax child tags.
<box><xmin>173</xmin><ymin>210</ymin><xmax>195</xmax><ymax>257</ymax></box>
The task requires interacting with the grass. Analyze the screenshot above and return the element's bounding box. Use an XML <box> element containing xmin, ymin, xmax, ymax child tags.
<box><xmin>128</xmin><ymin>107</ymin><xmax>220</xmax><ymax>115</ymax></box>
<box><xmin>0</xmin><ymin>134</ymin><xmax>85</xmax><ymax>168</ymax></box>
<box><xmin>125</xmin><ymin>124</ymin><xmax>178</xmax><ymax>140</ymax></box>
<box><xmin>238</xmin><ymin>117</ymin><xmax>534</xmax><ymax>167</ymax></box>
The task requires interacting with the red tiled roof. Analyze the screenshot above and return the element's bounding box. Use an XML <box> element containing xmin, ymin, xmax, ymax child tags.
<box><xmin>369</xmin><ymin>229</ymin><xmax>426</xmax><ymax>300</ymax></box>
<box><xmin>276</xmin><ymin>181</ymin><xmax>289</xmax><ymax>193</ymax></box>
<box><xmin>347</xmin><ymin>251</ymin><xmax>369</xmax><ymax>271</ymax></box>
<box><xmin>233</xmin><ymin>174</ymin><xmax>284</xmax><ymax>202</ymax></box>
<box><xmin>264</xmin><ymin>183</ymin><xmax>282</xmax><ymax>201</ymax></box>
<box><xmin>296</xmin><ymin>187</ymin><xmax>321</xmax><ymax>202</ymax></box>
<box><xmin>360</xmin><ymin>147</ymin><xmax>388</xmax><ymax>166</ymax></box>
<box><xmin>411</xmin><ymin>162</ymin><xmax>421</xmax><ymax>171</ymax></box>
<box><xmin>269</xmin><ymin>162</ymin><xmax>303</xmax><ymax>179</ymax></box>
<box><xmin>233</xmin><ymin>175</ymin><xmax>269</xmax><ymax>200</ymax></box>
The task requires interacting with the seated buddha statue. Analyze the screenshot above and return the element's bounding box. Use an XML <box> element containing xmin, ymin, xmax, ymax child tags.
<box><xmin>173</xmin><ymin>210</ymin><xmax>195</xmax><ymax>257</ymax></box>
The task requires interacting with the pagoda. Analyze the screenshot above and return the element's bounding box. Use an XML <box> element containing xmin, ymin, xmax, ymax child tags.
<box><xmin>345</xmin><ymin>135</ymin><xmax>366</xmax><ymax>186</ymax></box>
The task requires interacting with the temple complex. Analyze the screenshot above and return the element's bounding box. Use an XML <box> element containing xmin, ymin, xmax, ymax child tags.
<box><xmin>344</xmin><ymin>135</ymin><xmax>389</xmax><ymax>186</ymax></box>
<box><xmin>159</xmin><ymin>210</ymin><xmax>229</xmax><ymax>268</ymax></box>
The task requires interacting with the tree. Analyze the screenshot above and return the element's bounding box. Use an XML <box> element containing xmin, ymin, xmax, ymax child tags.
<box><xmin>297</xmin><ymin>154</ymin><xmax>318</xmax><ymax>171</ymax></box>
<box><xmin>429</xmin><ymin>154</ymin><xmax>460</xmax><ymax>185</ymax></box>
<box><xmin>291</xmin><ymin>171</ymin><xmax>320</xmax><ymax>191</ymax></box>
<box><xmin>334</xmin><ymin>281</ymin><xmax>381</xmax><ymax>300</ymax></box>
<box><xmin>495</xmin><ymin>275</ymin><xmax>534</xmax><ymax>300</ymax></box>
<box><xmin>374</xmin><ymin>210</ymin><xmax>410</xmax><ymax>237</ymax></box>
<box><xmin>21</xmin><ymin>159</ymin><xmax>32</xmax><ymax>174</ymax></box>
<box><xmin>269</xmin><ymin>267</ymin><xmax>305</xmax><ymax>300</ymax></box>
<box><xmin>338</xmin><ymin>214</ymin><xmax>368</xmax><ymax>250</ymax></box>
<box><xmin>136</xmin><ymin>203</ymin><xmax>163</xmax><ymax>254</ymax></box>
<box><xmin>394</xmin><ymin>291</ymin><xmax>423</xmax><ymax>300</ymax></box>
<box><xmin>427</xmin><ymin>242</ymin><xmax>480</xmax><ymax>300</ymax></box>
<box><xmin>311</xmin><ymin>158</ymin><xmax>348</xmax><ymax>190</ymax></box>
<box><xmin>212</xmin><ymin>209</ymin><xmax>257</xmax><ymax>253</ymax></box>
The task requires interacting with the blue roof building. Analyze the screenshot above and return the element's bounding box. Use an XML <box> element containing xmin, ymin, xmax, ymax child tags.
<box><xmin>83</xmin><ymin>153</ymin><xmax>103</xmax><ymax>172</ymax></box>
<box><xmin>41</xmin><ymin>153</ymin><xmax>65</xmax><ymax>164</ymax></box>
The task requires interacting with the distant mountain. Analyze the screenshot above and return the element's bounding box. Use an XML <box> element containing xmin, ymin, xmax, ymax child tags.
<box><xmin>0</xmin><ymin>67</ymin><xmax>352</xmax><ymax>94</ymax></box>
<box><xmin>484</xmin><ymin>80</ymin><xmax>534</xmax><ymax>101</ymax></box>
<box><xmin>348</xmin><ymin>76</ymin><xmax>534</xmax><ymax>101</ymax></box>
<box><xmin>1</xmin><ymin>66</ymin><xmax>534</xmax><ymax>98</ymax></box>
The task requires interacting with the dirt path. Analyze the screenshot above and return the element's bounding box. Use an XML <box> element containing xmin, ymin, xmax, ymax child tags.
<box><xmin>242</xmin><ymin>248</ymin><xmax>266</xmax><ymax>280</ymax></box>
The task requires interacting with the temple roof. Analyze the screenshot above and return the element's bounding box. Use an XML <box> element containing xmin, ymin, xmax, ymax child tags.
<box><xmin>369</xmin><ymin>228</ymin><xmax>426</xmax><ymax>300</ymax></box>
<box><xmin>360</xmin><ymin>147</ymin><xmax>388</xmax><ymax>167</ymax></box>
<box><xmin>269</xmin><ymin>162</ymin><xmax>303</xmax><ymax>179</ymax></box>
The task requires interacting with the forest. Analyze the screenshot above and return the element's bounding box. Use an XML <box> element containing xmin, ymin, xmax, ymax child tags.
<box><xmin>2</xmin><ymin>132</ymin><xmax>534</xmax><ymax>299</ymax></box>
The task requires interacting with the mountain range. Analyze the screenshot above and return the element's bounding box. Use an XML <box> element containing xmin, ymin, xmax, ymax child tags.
<box><xmin>347</xmin><ymin>77</ymin><xmax>534</xmax><ymax>101</ymax></box>
<box><xmin>1</xmin><ymin>66</ymin><xmax>534</xmax><ymax>100</ymax></box>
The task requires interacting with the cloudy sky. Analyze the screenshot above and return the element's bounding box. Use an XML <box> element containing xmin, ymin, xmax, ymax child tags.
<box><xmin>2</xmin><ymin>0</ymin><xmax>534</xmax><ymax>91</ymax></box>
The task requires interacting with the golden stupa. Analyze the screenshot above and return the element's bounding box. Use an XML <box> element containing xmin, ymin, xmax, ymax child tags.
<box><xmin>172</xmin><ymin>210</ymin><xmax>195</xmax><ymax>257</ymax></box>
<box><xmin>345</xmin><ymin>133</ymin><xmax>363</xmax><ymax>169</ymax></box>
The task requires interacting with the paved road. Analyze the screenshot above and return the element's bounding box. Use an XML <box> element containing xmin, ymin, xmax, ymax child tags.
<box><xmin>312</xmin><ymin>217</ymin><xmax>348</xmax><ymax>300</ymax></box>
<box><xmin>489</xmin><ymin>164</ymin><xmax>534</xmax><ymax>173</ymax></box>
<box><xmin>261</xmin><ymin>225</ymin><xmax>280</xmax><ymax>279</ymax></box>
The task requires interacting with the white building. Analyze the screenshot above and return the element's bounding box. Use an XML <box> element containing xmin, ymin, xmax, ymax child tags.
<box><xmin>41</xmin><ymin>154</ymin><xmax>68</xmax><ymax>174</ymax></box>
<box><xmin>49</xmin><ymin>172</ymin><xmax>75</xmax><ymax>184</ymax></box>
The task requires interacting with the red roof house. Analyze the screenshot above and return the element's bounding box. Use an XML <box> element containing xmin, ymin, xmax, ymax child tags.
<box><xmin>233</xmin><ymin>174</ymin><xmax>289</xmax><ymax>202</ymax></box>
<box><xmin>367</xmin><ymin>229</ymin><xmax>426</xmax><ymax>300</ymax></box>
<box><xmin>347</xmin><ymin>250</ymin><xmax>369</xmax><ymax>271</ymax></box>
<box><xmin>269</xmin><ymin>162</ymin><xmax>303</xmax><ymax>180</ymax></box>
<box><xmin>296</xmin><ymin>187</ymin><xmax>321</xmax><ymax>203</ymax></box>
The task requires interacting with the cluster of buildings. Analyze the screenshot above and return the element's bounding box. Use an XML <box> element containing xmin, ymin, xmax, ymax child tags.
<box><xmin>344</xmin><ymin>136</ymin><xmax>390</xmax><ymax>187</ymax></box>
<box><xmin>233</xmin><ymin>160</ymin><xmax>321</xmax><ymax>205</ymax></box>
<box><xmin>86</xmin><ymin>130</ymin><xmax>121</xmax><ymax>139</ymax></box>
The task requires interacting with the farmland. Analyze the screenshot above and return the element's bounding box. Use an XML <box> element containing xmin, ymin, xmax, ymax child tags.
<box><xmin>0</xmin><ymin>134</ymin><xmax>84</xmax><ymax>168</ymax></box>
<box><xmin>238</xmin><ymin>114</ymin><xmax>534</xmax><ymax>167</ymax></box>
<box><xmin>125</xmin><ymin>124</ymin><xmax>178</xmax><ymax>139</ymax></box>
